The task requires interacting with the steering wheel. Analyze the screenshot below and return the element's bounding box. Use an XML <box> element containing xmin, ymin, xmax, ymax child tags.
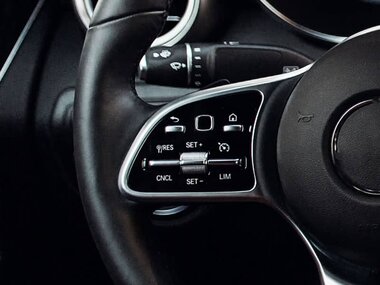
<box><xmin>74</xmin><ymin>0</ymin><xmax>380</xmax><ymax>284</ymax></box>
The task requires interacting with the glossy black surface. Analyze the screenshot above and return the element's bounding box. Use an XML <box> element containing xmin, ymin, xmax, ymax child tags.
<box><xmin>333</xmin><ymin>98</ymin><xmax>380</xmax><ymax>194</ymax></box>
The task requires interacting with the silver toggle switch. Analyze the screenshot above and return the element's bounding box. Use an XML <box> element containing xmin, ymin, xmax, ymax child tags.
<box><xmin>180</xmin><ymin>152</ymin><xmax>209</xmax><ymax>175</ymax></box>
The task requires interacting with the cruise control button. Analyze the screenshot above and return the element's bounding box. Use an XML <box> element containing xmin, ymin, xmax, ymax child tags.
<box><xmin>208</xmin><ymin>171</ymin><xmax>237</xmax><ymax>188</ymax></box>
<box><xmin>154</xmin><ymin>143</ymin><xmax>175</xmax><ymax>154</ymax></box>
<box><xmin>185</xmin><ymin>177</ymin><xmax>205</xmax><ymax>186</ymax></box>
<box><xmin>142</xmin><ymin>158</ymin><xmax>180</xmax><ymax>170</ymax></box>
<box><xmin>180</xmin><ymin>152</ymin><xmax>208</xmax><ymax>175</ymax></box>
<box><xmin>218</xmin><ymin>173</ymin><xmax>233</xmax><ymax>181</ymax></box>
<box><xmin>155</xmin><ymin>174</ymin><xmax>175</xmax><ymax>183</ymax></box>
<box><xmin>218</xmin><ymin>142</ymin><xmax>231</xmax><ymax>153</ymax></box>
<box><xmin>165</xmin><ymin>125</ymin><xmax>186</xmax><ymax>133</ymax></box>
<box><xmin>185</xmin><ymin>141</ymin><xmax>205</xmax><ymax>150</ymax></box>
<box><xmin>208</xmin><ymin>158</ymin><xmax>245</xmax><ymax>168</ymax></box>
<box><xmin>209</xmin><ymin>171</ymin><xmax>237</xmax><ymax>185</ymax></box>
<box><xmin>195</xmin><ymin>115</ymin><xmax>214</xmax><ymax>131</ymax></box>
<box><xmin>223</xmin><ymin>124</ymin><xmax>244</xmax><ymax>132</ymax></box>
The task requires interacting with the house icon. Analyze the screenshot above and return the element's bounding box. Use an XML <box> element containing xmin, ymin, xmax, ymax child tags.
<box><xmin>229</xmin><ymin>113</ymin><xmax>238</xmax><ymax>122</ymax></box>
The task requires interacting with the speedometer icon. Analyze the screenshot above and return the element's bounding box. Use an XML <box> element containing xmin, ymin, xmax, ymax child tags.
<box><xmin>218</xmin><ymin>142</ymin><xmax>230</xmax><ymax>153</ymax></box>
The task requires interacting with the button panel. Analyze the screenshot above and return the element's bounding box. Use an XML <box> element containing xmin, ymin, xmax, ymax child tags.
<box><xmin>128</xmin><ymin>91</ymin><xmax>263</xmax><ymax>192</ymax></box>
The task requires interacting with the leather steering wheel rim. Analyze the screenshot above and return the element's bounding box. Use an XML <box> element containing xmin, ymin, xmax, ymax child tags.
<box><xmin>74</xmin><ymin>0</ymin><xmax>171</xmax><ymax>283</ymax></box>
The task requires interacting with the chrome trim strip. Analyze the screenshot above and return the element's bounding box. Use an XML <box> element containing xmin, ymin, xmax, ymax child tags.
<box><xmin>330</xmin><ymin>99</ymin><xmax>380</xmax><ymax>195</ymax></box>
<box><xmin>167</xmin><ymin>16</ymin><xmax>181</xmax><ymax>22</ymax></box>
<box><xmin>152</xmin><ymin>0</ymin><xmax>200</xmax><ymax>47</ymax></box>
<box><xmin>138</xmin><ymin>56</ymin><xmax>148</xmax><ymax>80</ymax></box>
<box><xmin>259</xmin><ymin>0</ymin><xmax>346</xmax><ymax>44</ymax></box>
<box><xmin>118</xmin><ymin>64</ymin><xmax>312</xmax><ymax>199</ymax></box>
<box><xmin>73</xmin><ymin>0</ymin><xmax>200</xmax><ymax>47</ymax></box>
<box><xmin>153</xmin><ymin>205</ymin><xmax>189</xmax><ymax>216</ymax></box>
<box><xmin>0</xmin><ymin>0</ymin><xmax>46</xmax><ymax>83</ymax></box>
<box><xmin>344</xmin><ymin>24</ymin><xmax>380</xmax><ymax>41</ymax></box>
<box><xmin>331</xmin><ymin>100</ymin><xmax>372</xmax><ymax>164</ymax></box>
<box><xmin>185</xmin><ymin>43</ymin><xmax>192</xmax><ymax>86</ymax></box>
<box><xmin>278</xmin><ymin>209</ymin><xmax>345</xmax><ymax>285</ymax></box>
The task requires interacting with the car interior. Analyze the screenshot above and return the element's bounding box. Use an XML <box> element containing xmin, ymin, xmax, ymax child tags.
<box><xmin>2</xmin><ymin>0</ymin><xmax>380</xmax><ymax>284</ymax></box>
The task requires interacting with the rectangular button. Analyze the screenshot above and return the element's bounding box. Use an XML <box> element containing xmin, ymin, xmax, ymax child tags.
<box><xmin>195</xmin><ymin>115</ymin><xmax>214</xmax><ymax>131</ymax></box>
<box><xmin>208</xmin><ymin>158</ymin><xmax>244</xmax><ymax>168</ymax></box>
<box><xmin>165</xmin><ymin>125</ymin><xmax>186</xmax><ymax>133</ymax></box>
<box><xmin>145</xmin><ymin>159</ymin><xmax>180</xmax><ymax>169</ymax></box>
<box><xmin>223</xmin><ymin>125</ymin><xmax>244</xmax><ymax>132</ymax></box>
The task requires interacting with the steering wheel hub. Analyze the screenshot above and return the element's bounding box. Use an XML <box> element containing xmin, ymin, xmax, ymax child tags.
<box><xmin>278</xmin><ymin>30</ymin><xmax>380</xmax><ymax>266</ymax></box>
<box><xmin>332</xmin><ymin>98</ymin><xmax>380</xmax><ymax>195</ymax></box>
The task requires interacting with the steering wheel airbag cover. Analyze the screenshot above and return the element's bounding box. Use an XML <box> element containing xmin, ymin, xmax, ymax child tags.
<box><xmin>278</xmin><ymin>30</ymin><xmax>380</xmax><ymax>265</ymax></box>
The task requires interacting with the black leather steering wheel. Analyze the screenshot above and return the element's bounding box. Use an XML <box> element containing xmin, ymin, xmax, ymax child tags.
<box><xmin>74</xmin><ymin>0</ymin><xmax>380</xmax><ymax>284</ymax></box>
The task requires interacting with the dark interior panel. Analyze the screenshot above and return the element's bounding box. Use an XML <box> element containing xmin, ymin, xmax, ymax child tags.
<box><xmin>0</xmin><ymin>0</ymin><xmax>38</xmax><ymax>68</ymax></box>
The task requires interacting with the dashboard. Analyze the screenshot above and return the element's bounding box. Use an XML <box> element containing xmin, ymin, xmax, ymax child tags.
<box><xmin>2</xmin><ymin>0</ymin><xmax>380</xmax><ymax>284</ymax></box>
